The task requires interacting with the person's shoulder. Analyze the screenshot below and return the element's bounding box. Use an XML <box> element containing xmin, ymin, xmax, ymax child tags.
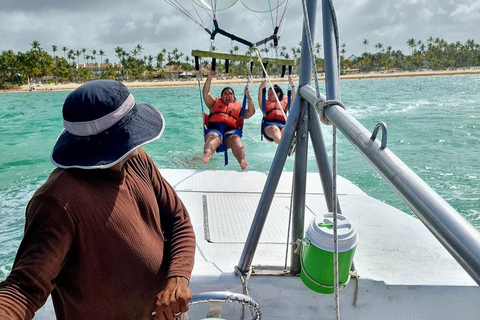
<box><xmin>129</xmin><ymin>148</ymin><xmax>156</xmax><ymax>172</ymax></box>
<box><xmin>137</xmin><ymin>148</ymin><xmax>149</xmax><ymax>158</ymax></box>
<box><xmin>30</xmin><ymin>168</ymin><xmax>80</xmax><ymax>204</ymax></box>
<box><xmin>36</xmin><ymin>168</ymin><xmax>73</xmax><ymax>192</ymax></box>
<box><xmin>135</xmin><ymin>148</ymin><xmax>154</xmax><ymax>164</ymax></box>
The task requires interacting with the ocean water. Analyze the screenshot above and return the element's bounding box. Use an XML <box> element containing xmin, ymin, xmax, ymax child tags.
<box><xmin>1</xmin><ymin>75</ymin><xmax>479</xmax><ymax>279</ymax></box>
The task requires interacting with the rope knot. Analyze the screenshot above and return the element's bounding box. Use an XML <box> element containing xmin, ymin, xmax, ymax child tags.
<box><xmin>314</xmin><ymin>98</ymin><xmax>346</xmax><ymax>125</ymax></box>
<box><xmin>293</xmin><ymin>238</ymin><xmax>305</xmax><ymax>255</ymax></box>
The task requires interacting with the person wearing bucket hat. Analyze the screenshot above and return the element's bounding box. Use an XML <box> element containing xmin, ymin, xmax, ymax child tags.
<box><xmin>202</xmin><ymin>70</ymin><xmax>255</xmax><ymax>170</ymax></box>
<box><xmin>0</xmin><ymin>80</ymin><xmax>195</xmax><ymax>320</ymax></box>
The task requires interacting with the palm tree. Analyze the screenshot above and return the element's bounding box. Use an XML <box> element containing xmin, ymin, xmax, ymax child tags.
<box><xmin>363</xmin><ymin>39</ymin><xmax>369</xmax><ymax>54</ymax></box>
<box><xmin>407</xmin><ymin>38</ymin><xmax>416</xmax><ymax>55</ymax></box>
<box><xmin>67</xmin><ymin>49</ymin><xmax>75</xmax><ymax>65</ymax></box>
<box><xmin>99</xmin><ymin>50</ymin><xmax>105</xmax><ymax>66</ymax></box>
<box><xmin>135</xmin><ymin>44</ymin><xmax>143</xmax><ymax>60</ymax></box>
<box><xmin>131</xmin><ymin>47</ymin><xmax>139</xmax><ymax>59</ymax></box>
<box><xmin>315</xmin><ymin>43</ymin><xmax>322</xmax><ymax>57</ymax></box>
<box><xmin>92</xmin><ymin>50</ymin><xmax>97</xmax><ymax>66</ymax></box>
<box><xmin>156</xmin><ymin>52</ymin><xmax>164</xmax><ymax>69</ymax></box>
<box><xmin>52</xmin><ymin>45</ymin><xmax>58</xmax><ymax>59</ymax></box>
<box><xmin>62</xmin><ymin>47</ymin><xmax>68</xmax><ymax>60</ymax></box>
<box><xmin>75</xmin><ymin>50</ymin><xmax>81</xmax><ymax>68</ymax></box>
<box><xmin>81</xmin><ymin>48</ymin><xmax>87</xmax><ymax>65</ymax></box>
<box><xmin>30</xmin><ymin>40</ymin><xmax>41</xmax><ymax>51</ymax></box>
<box><xmin>52</xmin><ymin>45</ymin><xmax>58</xmax><ymax>82</ymax></box>
<box><xmin>114</xmin><ymin>46</ymin><xmax>124</xmax><ymax>63</ymax></box>
<box><xmin>28</xmin><ymin>40</ymin><xmax>42</xmax><ymax>83</ymax></box>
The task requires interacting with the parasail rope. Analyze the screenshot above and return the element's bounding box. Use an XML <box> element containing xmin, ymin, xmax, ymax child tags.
<box><xmin>251</xmin><ymin>12</ymin><xmax>274</xmax><ymax>33</ymax></box>
<box><xmin>164</xmin><ymin>0</ymin><xmax>202</xmax><ymax>26</ymax></box>
<box><xmin>277</xmin><ymin>0</ymin><xmax>292</xmax><ymax>27</ymax></box>
<box><xmin>253</xmin><ymin>47</ymin><xmax>288</xmax><ymax>121</ymax></box>
<box><xmin>279</xmin><ymin>1</ymin><xmax>321</xmax><ymax>38</ymax></box>
<box><xmin>268</xmin><ymin>0</ymin><xmax>275</xmax><ymax>31</ymax></box>
<box><xmin>190</xmin><ymin>1</ymin><xmax>211</xmax><ymax>26</ymax></box>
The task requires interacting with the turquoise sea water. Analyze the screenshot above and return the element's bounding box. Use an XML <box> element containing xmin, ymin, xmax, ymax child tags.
<box><xmin>1</xmin><ymin>75</ymin><xmax>479</xmax><ymax>279</ymax></box>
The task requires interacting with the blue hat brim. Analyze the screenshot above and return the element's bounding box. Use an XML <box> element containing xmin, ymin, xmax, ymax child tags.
<box><xmin>51</xmin><ymin>102</ymin><xmax>164</xmax><ymax>169</ymax></box>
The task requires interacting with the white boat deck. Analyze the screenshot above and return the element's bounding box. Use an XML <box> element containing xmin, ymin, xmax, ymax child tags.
<box><xmin>35</xmin><ymin>169</ymin><xmax>480</xmax><ymax>319</ymax></box>
<box><xmin>162</xmin><ymin>169</ymin><xmax>479</xmax><ymax>320</ymax></box>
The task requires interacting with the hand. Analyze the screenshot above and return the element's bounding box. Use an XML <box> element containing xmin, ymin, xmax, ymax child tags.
<box><xmin>244</xmin><ymin>86</ymin><xmax>250</xmax><ymax>97</ymax></box>
<box><xmin>288</xmin><ymin>75</ymin><xmax>294</xmax><ymax>86</ymax></box>
<box><xmin>259</xmin><ymin>80</ymin><xmax>266</xmax><ymax>90</ymax></box>
<box><xmin>153</xmin><ymin>277</ymin><xmax>191</xmax><ymax>320</ymax></box>
<box><xmin>207</xmin><ymin>70</ymin><xmax>217</xmax><ymax>81</ymax></box>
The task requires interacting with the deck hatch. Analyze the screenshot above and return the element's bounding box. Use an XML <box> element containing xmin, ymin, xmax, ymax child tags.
<box><xmin>204</xmin><ymin>194</ymin><xmax>294</xmax><ymax>243</ymax></box>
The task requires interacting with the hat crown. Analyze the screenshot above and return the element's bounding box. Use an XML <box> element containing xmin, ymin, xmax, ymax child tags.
<box><xmin>63</xmin><ymin>80</ymin><xmax>130</xmax><ymax>123</ymax></box>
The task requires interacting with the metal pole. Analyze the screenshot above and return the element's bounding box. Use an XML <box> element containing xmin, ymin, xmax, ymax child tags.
<box><xmin>307</xmin><ymin>102</ymin><xmax>341</xmax><ymax>213</ymax></box>
<box><xmin>298</xmin><ymin>0</ymin><xmax>317</xmax><ymax>87</ymax></box>
<box><xmin>290</xmin><ymin>101</ymin><xmax>309</xmax><ymax>275</ymax></box>
<box><xmin>322</xmin><ymin>0</ymin><xmax>341</xmax><ymax>100</ymax></box>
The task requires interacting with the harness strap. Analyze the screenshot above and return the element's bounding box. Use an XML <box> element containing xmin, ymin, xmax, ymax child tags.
<box><xmin>287</xmin><ymin>88</ymin><xmax>292</xmax><ymax>111</ymax></box>
<box><xmin>261</xmin><ymin>88</ymin><xmax>267</xmax><ymax>141</ymax></box>
<box><xmin>216</xmin><ymin>123</ymin><xmax>228</xmax><ymax>166</ymax></box>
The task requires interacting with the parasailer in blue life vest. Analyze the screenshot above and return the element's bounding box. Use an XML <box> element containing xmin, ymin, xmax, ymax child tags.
<box><xmin>202</xmin><ymin>70</ymin><xmax>256</xmax><ymax>170</ymax></box>
<box><xmin>258</xmin><ymin>75</ymin><xmax>296</xmax><ymax>144</ymax></box>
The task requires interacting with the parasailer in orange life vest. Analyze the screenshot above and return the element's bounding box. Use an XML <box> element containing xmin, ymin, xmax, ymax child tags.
<box><xmin>258</xmin><ymin>75</ymin><xmax>296</xmax><ymax>144</ymax></box>
<box><xmin>202</xmin><ymin>70</ymin><xmax>255</xmax><ymax>170</ymax></box>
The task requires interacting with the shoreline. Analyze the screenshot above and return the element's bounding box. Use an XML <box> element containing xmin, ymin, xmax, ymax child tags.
<box><xmin>2</xmin><ymin>68</ymin><xmax>480</xmax><ymax>93</ymax></box>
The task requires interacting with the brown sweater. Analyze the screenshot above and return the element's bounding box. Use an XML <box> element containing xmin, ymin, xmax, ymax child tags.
<box><xmin>0</xmin><ymin>149</ymin><xmax>196</xmax><ymax>320</ymax></box>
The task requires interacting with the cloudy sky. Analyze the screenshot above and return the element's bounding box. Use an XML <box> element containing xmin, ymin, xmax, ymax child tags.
<box><xmin>1</xmin><ymin>0</ymin><xmax>479</xmax><ymax>63</ymax></box>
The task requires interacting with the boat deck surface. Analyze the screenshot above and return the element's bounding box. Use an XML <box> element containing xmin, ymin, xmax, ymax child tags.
<box><xmin>162</xmin><ymin>169</ymin><xmax>479</xmax><ymax>319</ymax></box>
<box><xmin>162</xmin><ymin>169</ymin><xmax>474</xmax><ymax>285</ymax></box>
<box><xmin>34</xmin><ymin>168</ymin><xmax>480</xmax><ymax>320</ymax></box>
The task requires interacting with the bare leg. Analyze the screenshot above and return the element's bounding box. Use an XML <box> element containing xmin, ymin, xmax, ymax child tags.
<box><xmin>225</xmin><ymin>135</ymin><xmax>248</xmax><ymax>170</ymax></box>
<box><xmin>264</xmin><ymin>125</ymin><xmax>283</xmax><ymax>144</ymax></box>
<box><xmin>203</xmin><ymin>132</ymin><xmax>221</xmax><ymax>164</ymax></box>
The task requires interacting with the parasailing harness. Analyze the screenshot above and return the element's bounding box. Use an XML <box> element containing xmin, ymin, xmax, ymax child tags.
<box><xmin>195</xmin><ymin>57</ymin><xmax>252</xmax><ymax>166</ymax></box>
<box><xmin>259</xmin><ymin>61</ymin><xmax>293</xmax><ymax>142</ymax></box>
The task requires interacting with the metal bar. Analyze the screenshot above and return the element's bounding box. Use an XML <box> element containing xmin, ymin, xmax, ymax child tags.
<box><xmin>191</xmin><ymin>50</ymin><xmax>296</xmax><ymax>66</ymax></box>
<box><xmin>322</xmin><ymin>0</ymin><xmax>340</xmax><ymax>100</ymax></box>
<box><xmin>211</xmin><ymin>19</ymin><xmax>254</xmax><ymax>48</ymax></box>
<box><xmin>290</xmin><ymin>101</ymin><xmax>309</xmax><ymax>274</ymax></box>
<box><xmin>308</xmin><ymin>103</ymin><xmax>342</xmax><ymax>213</ymax></box>
<box><xmin>298</xmin><ymin>0</ymin><xmax>317</xmax><ymax>87</ymax></box>
<box><xmin>300</xmin><ymin>84</ymin><xmax>480</xmax><ymax>285</ymax></box>
<box><xmin>237</xmin><ymin>97</ymin><xmax>302</xmax><ymax>273</ymax></box>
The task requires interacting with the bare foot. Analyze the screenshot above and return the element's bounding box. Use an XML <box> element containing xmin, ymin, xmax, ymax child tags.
<box><xmin>240</xmin><ymin>160</ymin><xmax>249</xmax><ymax>170</ymax></box>
<box><xmin>203</xmin><ymin>152</ymin><xmax>212</xmax><ymax>164</ymax></box>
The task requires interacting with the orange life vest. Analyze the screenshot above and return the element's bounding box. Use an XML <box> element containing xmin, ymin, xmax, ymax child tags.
<box><xmin>264</xmin><ymin>97</ymin><xmax>288</xmax><ymax>122</ymax></box>
<box><xmin>209</xmin><ymin>98</ymin><xmax>242</xmax><ymax>128</ymax></box>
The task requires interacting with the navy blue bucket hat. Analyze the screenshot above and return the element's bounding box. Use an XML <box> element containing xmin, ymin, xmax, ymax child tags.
<box><xmin>51</xmin><ymin>80</ymin><xmax>164</xmax><ymax>169</ymax></box>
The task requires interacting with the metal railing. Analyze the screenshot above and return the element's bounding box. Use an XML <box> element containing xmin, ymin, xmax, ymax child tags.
<box><xmin>300</xmin><ymin>84</ymin><xmax>480</xmax><ymax>285</ymax></box>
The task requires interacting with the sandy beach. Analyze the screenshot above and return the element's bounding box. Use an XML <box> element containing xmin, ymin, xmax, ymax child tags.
<box><xmin>2</xmin><ymin>68</ymin><xmax>480</xmax><ymax>93</ymax></box>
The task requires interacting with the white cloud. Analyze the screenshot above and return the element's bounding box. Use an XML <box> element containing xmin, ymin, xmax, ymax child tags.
<box><xmin>0</xmin><ymin>0</ymin><xmax>479</xmax><ymax>61</ymax></box>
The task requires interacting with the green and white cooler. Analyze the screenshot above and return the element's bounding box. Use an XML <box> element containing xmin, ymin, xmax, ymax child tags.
<box><xmin>300</xmin><ymin>213</ymin><xmax>359</xmax><ymax>294</ymax></box>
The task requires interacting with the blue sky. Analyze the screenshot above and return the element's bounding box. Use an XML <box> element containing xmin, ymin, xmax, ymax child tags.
<box><xmin>1</xmin><ymin>0</ymin><xmax>479</xmax><ymax>62</ymax></box>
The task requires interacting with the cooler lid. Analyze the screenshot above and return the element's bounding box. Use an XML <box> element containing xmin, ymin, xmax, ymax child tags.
<box><xmin>305</xmin><ymin>213</ymin><xmax>359</xmax><ymax>252</ymax></box>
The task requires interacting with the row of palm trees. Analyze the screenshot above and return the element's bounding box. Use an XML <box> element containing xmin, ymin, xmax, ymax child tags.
<box><xmin>1</xmin><ymin>37</ymin><xmax>479</xmax><ymax>86</ymax></box>
<box><xmin>354</xmin><ymin>37</ymin><xmax>480</xmax><ymax>72</ymax></box>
